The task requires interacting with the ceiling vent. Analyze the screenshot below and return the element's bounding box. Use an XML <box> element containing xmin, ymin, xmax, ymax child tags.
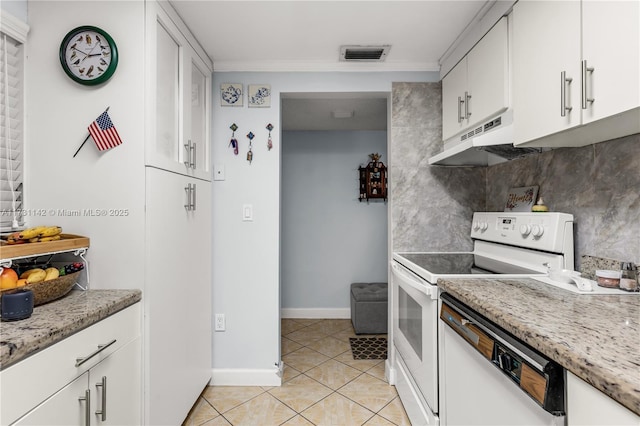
<box><xmin>340</xmin><ymin>45</ymin><xmax>390</xmax><ymax>62</ymax></box>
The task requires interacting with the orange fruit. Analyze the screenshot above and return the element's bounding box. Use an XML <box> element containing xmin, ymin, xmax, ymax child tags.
<box><xmin>0</xmin><ymin>267</ymin><xmax>19</xmax><ymax>290</ymax></box>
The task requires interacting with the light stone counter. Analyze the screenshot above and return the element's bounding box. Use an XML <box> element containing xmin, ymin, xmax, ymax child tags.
<box><xmin>0</xmin><ymin>289</ymin><xmax>141</xmax><ymax>369</ymax></box>
<box><xmin>438</xmin><ymin>277</ymin><xmax>640</xmax><ymax>416</ymax></box>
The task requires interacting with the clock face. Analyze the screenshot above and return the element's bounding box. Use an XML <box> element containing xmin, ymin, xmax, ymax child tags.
<box><xmin>59</xmin><ymin>26</ymin><xmax>118</xmax><ymax>86</ymax></box>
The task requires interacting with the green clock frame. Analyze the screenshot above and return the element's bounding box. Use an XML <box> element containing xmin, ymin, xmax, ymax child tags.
<box><xmin>59</xmin><ymin>26</ymin><xmax>118</xmax><ymax>86</ymax></box>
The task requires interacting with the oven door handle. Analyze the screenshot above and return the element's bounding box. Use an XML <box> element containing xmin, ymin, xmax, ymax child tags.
<box><xmin>391</xmin><ymin>263</ymin><xmax>438</xmax><ymax>300</ymax></box>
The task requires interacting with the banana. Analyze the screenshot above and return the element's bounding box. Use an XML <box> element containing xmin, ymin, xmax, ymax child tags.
<box><xmin>25</xmin><ymin>268</ymin><xmax>46</xmax><ymax>284</ymax></box>
<box><xmin>44</xmin><ymin>267</ymin><xmax>60</xmax><ymax>281</ymax></box>
<box><xmin>29</xmin><ymin>235</ymin><xmax>62</xmax><ymax>243</ymax></box>
<box><xmin>38</xmin><ymin>226</ymin><xmax>62</xmax><ymax>238</ymax></box>
<box><xmin>18</xmin><ymin>226</ymin><xmax>47</xmax><ymax>240</ymax></box>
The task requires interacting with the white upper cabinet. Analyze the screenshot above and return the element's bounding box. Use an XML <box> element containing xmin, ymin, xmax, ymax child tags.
<box><xmin>186</xmin><ymin>52</ymin><xmax>211</xmax><ymax>177</ymax></box>
<box><xmin>581</xmin><ymin>1</ymin><xmax>640</xmax><ymax>124</ymax></box>
<box><xmin>442</xmin><ymin>17</ymin><xmax>509</xmax><ymax>141</ymax></box>
<box><xmin>146</xmin><ymin>1</ymin><xmax>212</xmax><ymax>180</ymax></box>
<box><xmin>513</xmin><ymin>0</ymin><xmax>640</xmax><ymax>147</ymax></box>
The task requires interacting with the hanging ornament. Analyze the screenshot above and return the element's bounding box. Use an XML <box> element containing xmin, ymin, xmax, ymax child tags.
<box><xmin>266</xmin><ymin>123</ymin><xmax>274</xmax><ymax>151</ymax></box>
<box><xmin>229</xmin><ymin>123</ymin><xmax>239</xmax><ymax>155</ymax></box>
<box><xmin>246</xmin><ymin>131</ymin><xmax>255</xmax><ymax>164</ymax></box>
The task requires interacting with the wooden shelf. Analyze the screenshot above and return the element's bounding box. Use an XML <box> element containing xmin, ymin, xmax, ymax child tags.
<box><xmin>359</xmin><ymin>161</ymin><xmax>388</xmax><ymax>202</ymax></box>
<box><xmin>0</xmin><ymin>234</ymin><xmax>90</xmax><ymax>261</ymax></box>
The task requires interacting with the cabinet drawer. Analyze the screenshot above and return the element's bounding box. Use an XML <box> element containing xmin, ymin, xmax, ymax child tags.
<box><xmin>0</xmin><ymin>303</ymin><xmax>140</xmax><ymax>425</ymax></box>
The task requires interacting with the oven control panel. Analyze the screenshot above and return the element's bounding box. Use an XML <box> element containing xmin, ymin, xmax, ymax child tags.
<box><xmin>471</xmin><ymin>212</ymin><xmax>574</xmax><ymax>254</ymax></box>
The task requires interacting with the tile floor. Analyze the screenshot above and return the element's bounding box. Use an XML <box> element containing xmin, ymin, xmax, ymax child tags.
<box><xmin>183</xmin><ymin>318</ymin><xmax>410</xmax><ymax>426</ymax></box>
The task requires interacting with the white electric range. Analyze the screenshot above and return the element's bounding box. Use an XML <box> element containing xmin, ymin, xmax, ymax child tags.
<box><xmin>389</xmin><ymin>212</ymin><xmax>575</xmax><ymax>425</ymax></box>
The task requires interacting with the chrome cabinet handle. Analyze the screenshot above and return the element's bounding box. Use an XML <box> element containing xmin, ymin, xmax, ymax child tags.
<box><xmin>560</xmin><ymin>71</ymin><xmax>573</xmax><ymax>117</ymax></box>
<box><xmin>184</xmin><ymin>184</ymin><xmax>192</xmax><ymax>211</ymax></box>
<box><xmin>75</xmin><ymin>340</ymin><xmax>117</xmax><ymax>367</ymax></box>
<box><xmin>464</xmin><ymin>91</ymin><xmax>472</xmax><ymax>119</ymax></box>
<box><xmin>184</xmin><ymin>184</ymin><xmax>196</xmax><ymax>210</ymax></box>
<box><xmin>78</xmin><ymin>389</ymin><xmax>91</xmax><ymax>426</ymax></box>
<box><xmin>184</xmin><ymin>140</ymin><xmax>196</xmax><ymax>169</ymax></box>
<box><xmin>457</xmin><ymin>96</ymin><xmax>464</xmax><ymax>123</ymax></box>
<box><xmin>191</xmin><ymin>184</ymin><xmax>197</xmax><ymax>211</ymax></box>
<box><xmin>96</xmin><ymin>376</ymin><xmax>107</xmax><ymax>421</ymax></box>
<box><xmin>581</xmin><ymin>60</ymin><xmax>595</xmax><ymax>109</ymax></box>
<box><xmin>184</xmin><ymin>141</ymin><xmax>191</xmax><ymax>167</ymax></box>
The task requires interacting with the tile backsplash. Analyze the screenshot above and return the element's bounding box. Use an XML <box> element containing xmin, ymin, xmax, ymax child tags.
<box><xmin>486</xmin><ymin>133</ymin><xmax>640</xmax><ymax>268</ymax></box>
<box><xmin>390</xmin><ymin>82</ymin><xmax>485</xmax><ymax>252</ymax></box>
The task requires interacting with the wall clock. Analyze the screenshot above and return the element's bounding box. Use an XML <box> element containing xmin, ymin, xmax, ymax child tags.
<box><xmin>59</xmin><ymin>26</ymin><xmax>118</xmax><ymax>86</ymax></box>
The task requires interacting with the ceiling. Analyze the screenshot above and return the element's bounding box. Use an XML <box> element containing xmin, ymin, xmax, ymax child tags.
<box><xmin>170</xmin><ymin>1</ymin><xmax>490</xmax><ymax>131</ymax></box>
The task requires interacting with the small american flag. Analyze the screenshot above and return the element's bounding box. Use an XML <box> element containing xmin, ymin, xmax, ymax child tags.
<box><xmin>88</xmin><ymin>111</ymin><xmax>123</xmax><ymax>151</ymax></box>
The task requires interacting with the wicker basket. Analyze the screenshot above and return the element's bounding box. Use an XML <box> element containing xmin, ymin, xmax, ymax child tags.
<box><xmin>1</xmin><ymin>271</ymin><xmax>81</xmax><ymax>306</ymax></box>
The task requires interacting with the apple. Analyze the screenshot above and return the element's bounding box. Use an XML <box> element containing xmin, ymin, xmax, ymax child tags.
<box><xmin>0</xmin><ymin>267</ymin><xmax>19</xmax><ymax>290</ymax></box>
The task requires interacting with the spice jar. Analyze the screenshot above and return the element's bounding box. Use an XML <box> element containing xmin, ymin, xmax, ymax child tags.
<box><xmin>620</xmin><ymin>262</ymin><xmax>638</xmax><ymax>292</ymax></box>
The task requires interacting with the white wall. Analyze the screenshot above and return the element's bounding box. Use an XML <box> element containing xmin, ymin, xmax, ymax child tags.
<box><xmin>25</xmin><ymin>1</ymin><xmax>146</xmax><ymax>289</ymax></box>
<box><xmin>1</xmin><ymin>0</ymin><xmax>27</xmax><ymax>23</ymax></box>
<box><xmin>281</xmin><ymin>130</ymin><xmax>388</xmax><ymax>315</ymax></box>
<box><xmin>211</xmin><ymin>71</ymin><xmax>437</xmax><ymax>381</ymax></box>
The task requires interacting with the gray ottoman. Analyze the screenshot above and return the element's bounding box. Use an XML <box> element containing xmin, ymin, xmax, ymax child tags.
<box><xmin>350</xmin><ymin>282</ymin><xmax>388</xmax><ymax>334</ymax></box>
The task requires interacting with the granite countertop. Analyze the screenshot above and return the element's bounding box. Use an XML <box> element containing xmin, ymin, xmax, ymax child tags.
<box><xmin>0</xmin><ymin>289</ymin><xmax>142</xmax><ymax>370</ymax></box>
<box><xmin>438</xmin><ymin>277</ymin><xmax>640</xmax><ymax>416</ymax></box>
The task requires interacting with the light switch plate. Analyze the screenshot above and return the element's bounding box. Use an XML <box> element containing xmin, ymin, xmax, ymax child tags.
<box><xmin>242</xmin><ymin>204</ymin><xmax>253</xmax><ymax>221</ymax></box>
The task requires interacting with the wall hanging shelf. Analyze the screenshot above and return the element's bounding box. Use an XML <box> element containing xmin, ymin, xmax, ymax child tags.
<box><xmin>359</xmin><ymin>156</ymin><xmax>387</xmax><ymax>203</ymax></box>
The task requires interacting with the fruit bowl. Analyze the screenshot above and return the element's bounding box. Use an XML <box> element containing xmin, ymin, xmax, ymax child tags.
<box><xmin>0</xmin><ymin>271</ymin><xmax>81</xmax><ymax>306</ymax></box>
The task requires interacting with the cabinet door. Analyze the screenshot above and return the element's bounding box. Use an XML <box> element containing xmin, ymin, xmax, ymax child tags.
<box><xmin>145</xmin><ymin>168</ymin><xmax>212</xmax><ymax>425</ymax></box>
<box><xmin>442</xmin><ymin>59</ymin><xmax>468</xmax><ymax>140</ymax></box>
<box><xmin>184</xmin><ymin>51</ymin><xmax>212</xmax><ymax>181</ymax></box>
<box><xmin>581</xmin><ymin>0</ymin><xmax>640</xmax><ymax>124</ymax></box>
<box><xmin>90</xmin><ymin>338</ymin><xmax>141</xmax><ymax>426</ymax></box>
<box><xmin>148</xmin><ymin>5</ymin><xmax>182</xmax><ymax>171</ymax></box>
<box><xmin>513</xmin><ymin>0</ymin><xmax>581</xmax><ymax>144</ymax></box>
<box><xmin>467</xmin><ymin>17</ymin><xmax>509</xmax><ymax>129</ymax></box>
<box><xmin>567</xmin><ymin>372</ymin><xmax>640</xmax><ymax>425</ymax></box>
<box><xmin>14</xmin><ymin>373</ymin><xmax>89</xmax><ymax>425</ymax></box>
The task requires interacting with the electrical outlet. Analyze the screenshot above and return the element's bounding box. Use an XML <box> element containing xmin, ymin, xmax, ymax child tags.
<box><xmin>214</xmin><ymin>314</ymin><xmax>225</xmax><ymax>331</ymax></box>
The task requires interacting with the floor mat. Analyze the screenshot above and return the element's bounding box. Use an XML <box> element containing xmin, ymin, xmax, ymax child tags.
<box><xmin>349</xmin><ymin>337</ymin><xmax>387</xmax><ymax>360</ymax></box>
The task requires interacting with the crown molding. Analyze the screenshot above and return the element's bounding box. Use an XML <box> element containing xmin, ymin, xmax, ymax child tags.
<box><xmin>0</xmin><ymin>10</ymin><xmax>29</xmax><ymax>43</ymax></box>
<box><xmin>213</xmin><ymin>60</ymin><xmax>440</xmax><ymax>73</ymax></box>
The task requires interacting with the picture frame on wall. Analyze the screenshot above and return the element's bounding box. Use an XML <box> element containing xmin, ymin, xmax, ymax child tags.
<box><xmin>248</xmin><ymin>84</ymin><xmax>271</xmax><ymax>108</ymax></box>
<box><xmin>220</xmin><ymin>83</ymin><xmax>243</xmax><ymax>107</ymax></box>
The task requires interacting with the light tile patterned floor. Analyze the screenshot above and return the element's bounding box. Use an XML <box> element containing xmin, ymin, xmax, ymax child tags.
<box><xmin>183</xmin><ymin>318</ymin><xmax>410</xmax><ymax>426</ymax></box>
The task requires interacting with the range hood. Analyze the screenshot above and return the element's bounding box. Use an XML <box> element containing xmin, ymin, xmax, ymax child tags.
<box><xmin>429</xmin><ymin>111</ymin><xmax>543</xmax><ymax>166</ymax></box>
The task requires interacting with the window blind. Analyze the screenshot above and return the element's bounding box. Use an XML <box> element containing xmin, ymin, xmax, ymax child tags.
<box><xmin>0</xmin><ymin>33</ymin><xmax>24</xmax><ymax>232</ymax></box>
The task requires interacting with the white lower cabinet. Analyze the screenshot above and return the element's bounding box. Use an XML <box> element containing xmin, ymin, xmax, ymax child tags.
<box><xmin>13</xmin><ymin>339</ymin><xmax>140</xmax><ymax>426</ymax></box>
<box><xmin>1</xmin><ymin>304</ymin><xmax>141</xmax><ymax>426</ymax></box>
<box><xmin>567</xmin><ymin>372</ymin><xmax>639</xmax><ymax>426</ymax></box>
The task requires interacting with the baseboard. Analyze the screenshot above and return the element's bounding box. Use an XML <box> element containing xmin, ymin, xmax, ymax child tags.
<box><xmin>211</xmin><ymin>368</ymin><xmax>282</xmax><ymax>386</ymax></box>
<box><xmin>280</xmin><ymin>308</ymin><xmax>350</xmax><ymax>319</ymax></box>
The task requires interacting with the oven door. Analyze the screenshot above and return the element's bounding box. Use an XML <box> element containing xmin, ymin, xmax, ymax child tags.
<box><xmin>391</xmin><ymin>261</ymin><xmax>439</xmax><ymax>416</ymax></box>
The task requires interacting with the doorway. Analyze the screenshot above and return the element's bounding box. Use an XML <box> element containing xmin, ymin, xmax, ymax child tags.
<box><xmin>279</xmin><ymin>92</ymin><xmax>390</xmax><ymax>337</ymax></box>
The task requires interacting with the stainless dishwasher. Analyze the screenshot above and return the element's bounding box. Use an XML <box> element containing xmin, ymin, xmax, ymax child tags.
<box><xmin>439</xmin><ymin>293</ymin><xmax>566</xmax><ymax>425</ymax></box>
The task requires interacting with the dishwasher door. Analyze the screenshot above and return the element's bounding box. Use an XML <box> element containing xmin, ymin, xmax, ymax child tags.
<box><xmin>439</xmin><ymin>295</ymin><xmax>565</xmax><ymax>426</ymax></box>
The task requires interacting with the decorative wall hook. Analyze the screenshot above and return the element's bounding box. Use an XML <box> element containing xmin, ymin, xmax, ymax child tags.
<box><xmin>229</xmin><ymin>123</ymin><xmax>239</xmax><ymax>155</ymax></box>
<box><xmin>246</xmin><ymin>131</ymin><xmax>255</xmax><ymax>164</ymax></box>
<box><xmin>266</xmin><ymin>123</ymin><xmax>274</xmax><ymax>151</ymax></box>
